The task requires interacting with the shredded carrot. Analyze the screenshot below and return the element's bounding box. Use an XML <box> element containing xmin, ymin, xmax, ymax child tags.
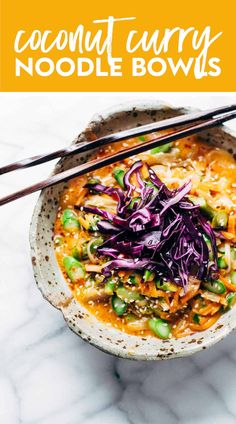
<box><xmin>220</xmin><ymin>275</ymin><xmax>236</xmax><ymax>292</ymax></box>
<box><xmin>189</xmin><ymin>313</ymin><xmax>221</xmax><ymax>331</ymax></box>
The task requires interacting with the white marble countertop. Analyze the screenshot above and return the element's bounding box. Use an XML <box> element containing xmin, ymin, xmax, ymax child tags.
<box><xmin>0</xmin><ymin>93</ymin><xmax>236</xmax><ymax>424</ymax></box>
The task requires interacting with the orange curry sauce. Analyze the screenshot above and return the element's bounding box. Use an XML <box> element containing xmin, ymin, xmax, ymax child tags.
<box><xmin>54</xmin><ymin>134</ymin><xmax>236</xmax><ymax>339</ymax></box>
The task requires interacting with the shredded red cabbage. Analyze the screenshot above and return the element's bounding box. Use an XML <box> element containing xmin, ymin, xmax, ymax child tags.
<box><xmin>76</xmin><ymin>161</ymin><xmax>219</xmax><ymax>289</ymax></box>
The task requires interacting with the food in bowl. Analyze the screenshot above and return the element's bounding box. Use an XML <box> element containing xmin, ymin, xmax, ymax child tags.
<box><xmin>54</xmin><ymin>132</ymin><xmax>236</xmax><ymax>340</ymax></box>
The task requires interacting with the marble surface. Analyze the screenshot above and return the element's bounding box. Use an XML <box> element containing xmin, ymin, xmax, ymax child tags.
<box><xmin>0</xmin><ymin>93</ymin><xmax>236</xmax><ymax>424</ymax></box>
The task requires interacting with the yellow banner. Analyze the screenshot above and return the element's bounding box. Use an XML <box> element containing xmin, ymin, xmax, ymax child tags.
<box><xmin>1</xmin><ymin>0</ymin><xmax>235</xmax><ymax>91</ymax></box>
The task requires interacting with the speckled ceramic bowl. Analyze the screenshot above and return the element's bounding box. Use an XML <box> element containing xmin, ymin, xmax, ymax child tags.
<box><xmin>30</xmin><ymin>100</ymin><xmax>236</xmax><ymax>360</ymax></box>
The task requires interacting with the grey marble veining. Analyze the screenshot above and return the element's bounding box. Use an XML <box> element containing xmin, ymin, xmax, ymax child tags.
<box><xmin>0</xmin><ymin>93</ymin><xmax>236</xmax><ymax>424</ymax></box>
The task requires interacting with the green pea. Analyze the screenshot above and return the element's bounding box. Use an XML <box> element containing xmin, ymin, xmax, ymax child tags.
<box><xmin>104</xmin><ymin>279</ymin><xmax>116</xmax><ymax>295</ymax></box>
<box><xmin>113</xmin><ymin>167</ymin><xmax>125</xmax><ymax>189</ymax></box>
<box><xmin>230</xmin><ymin>271</ymin><xmax>236</xmax><ymax>285</ymax></box>
<box><xmin>212</xmin><ymin>211</ymin><xmax>228</xmax><ymax>230</ymax></box>
<box><xmin>139</xmin><ymin>136</ymin><xmax>146</xmax><ymax>142</ymax></box>
<box><xmin>226</xmin><ymin>292</ymin><xmax>236</xmax><ymax>309</ymax></box>
<box><xmin>217</xmin><ymin>256</ymin><xmax>228</xmax><ymax>269</ymax></box>
<box><xmin>116</xmin><ymin>286</ymin><xmax>144</xmax><ymax>302</ymax></box>
<box><xmin>203</xmin><ymin>280</ymin><xmax>226</xmax><ymax>294</ymax></box>
<box><xmin>189</xmin><ymin>196</ymin><xmax>214</xmax><ymax>219</ymax></box>
<box><xmin>63</xmin><ymin>256</ymin><xmax>86</xmax><ymax>283</ymax></box>
<box><xmin>112</xmin><ymin>295</ymin><xmax>127</xmax><ymax>316</ymax></box>
<box><xmin>148</xmin><ymin>318</ymin><xmax>171</xmax><ymax>339</ymax></box>
<box><xmin>150</xmin><ymin>142</ymin><xmax>173</xmax><ymax>154</ymax></box>
<box><xmin>155</xmin><ymin>280</ymin><xmax>178</xmax><ymax>292</ymax></box>
<box><xmin>143</xmin><ymin>269</ymin><xmax>155</xmax><ymax>282</ymax></box>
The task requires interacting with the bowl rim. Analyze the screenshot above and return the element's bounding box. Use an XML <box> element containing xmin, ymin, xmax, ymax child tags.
<box><xmin>29</xmin><ymin>99</ymin><xmax>236</xmax><ymax>360</ymax></box>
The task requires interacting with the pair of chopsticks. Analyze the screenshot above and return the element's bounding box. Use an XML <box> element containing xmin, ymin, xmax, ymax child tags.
<box><xmin>0</xmin><ymin>104</ymin><xmax>236</xmax><ymax>207</ymax></box>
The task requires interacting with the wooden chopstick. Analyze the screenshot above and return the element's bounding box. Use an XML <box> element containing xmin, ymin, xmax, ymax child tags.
<box><xmin>0</xmin><ymin>110</ymin><xmax>236</xmax><ymax>207</ymax></box>
<box><xmin>0</xmin><ymin>104</ymin><xmax>236</xmax><ymax>175</ymax></box>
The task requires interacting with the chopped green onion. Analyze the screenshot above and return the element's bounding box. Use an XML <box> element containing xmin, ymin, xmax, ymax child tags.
<box><xmin>217</xmin><ymin>256</ymin><xmax>228</xmax><ymax>269</ymax></box>
<box><xmin>217</xmin><ymin>244</ymin><xmax>226</xmax><ymax>254</ymax></box>
<box><xmin>63</xmin><ymin>256</ymin><xmax>86</xmax><ymax>283</ymax></box>
<box><xmin>203</xmin><ymin>235</ymin><xmax>213</xmax><ymax>260</ymax></box>
<box><xmin>54</xmin><ymin>235</ymin><xmax>63</xmax><ymax>246</ymax></box>
<box><xmin>231</xmin><ymin>247</ymin><xmax>236</xmax><ymax>260</ymax></box>
<box><xmin>203</xmin><ymin>280</ymin><xmax>226</xmax><ymax>294</ymax></box>
<box><xmin>61</xmin><ymin>209</ymin><xmax>76</xmax><ymax>225</ymax></box>
<box><xmin>150</xmin><ymin>142</ymin><xmax>173</xmax><ymax>155</ymax></box>
<box><xmin>189</xmin><ymin>196</ymin><xmax>214</xmax><ymax>219</ymax></box>
<box><xmin>139</xmin><ymin>136</ymin><xmax>146</xmax><ymax>142</ymax></box>
<box><xmin>116</xmin><ymin>286</ymin><xmax>143</xmax><ymax>302</ymax></box>
<box><xmin>212</xmin><ymin>211</ymin><xmax>228</xmax><ymax>230</ymax></box>
<box><xmin>128</xmin><ymin>197</ymin><xmax>140</xmax><ymax>210</ymax></box>
<box><xmin>144</xmin><ymin>269</ymin><xmax>155</xmax><ymax>282</ymax></box>
<box><xmin>112</xmin><ymin>295</ymin><xmax>127</xmax><ymax>316</ymax></box>
<box><xmin>125</xmin><ymin>313</ymin><xmax>138</xmax><ymax>322</ymax></box>
<box><xmin>63</xmin><ymin>218</ymin><xmax>79</xmax><ymax>232</ymax></box>
<box><xmin>230</xmin><ymin>271</ymin><xmax>236</xmax><ymax>285</ymax></box>
<box><xmin>89</xmin><ymin>237</ymin><xmax>104</xmax><ymax>254</ymax></box>
<box><xmin>88</xmin><ymin>215</ymin><xmax>100</xmax><ymax>231</ymax></box>
<box><xmin>87</xmin><ymin>177</ymin><xmax>100</xmax><ymax>185</ymax></box>
<box><xmin>193</xmin><ymin>314</ymin><xmax>200</xmax><ymax>324</ymax></box>
<box><xmin>155</xmin><ymin>280</ymin><xmax>177</xmax><ymax>292</ymax></box>
<box><xmin>104</xmin><ymin>279</ymin><xmax>116</xmax><ymax>295</ymax></box>
<box><xmin>226</xmin><ymin>292</ymin><xmax>236</xmax><ymax>309</ymax></box>
<box><xmin>113</xmin><ymin>167</ymin><xmax>125</xmax><ymax>189</ymax></box>
<box><xmin>148</xmin><ymin>318</ymin><xmax>171</xmax><ymax>339</ymax></box>
<box><xmin>60</xmin><ymin>209</ymin><xmax>79</xmax><ymax>231</ymax></box>
<box><xmin>146</xmin><ymin>181</ymin><xmax>158</xmax><ymax>192</ymax></box>
<box><xmin>72</xmin><ymin>243</ymin><xmax>88</xmax><ymax>260</ymax></box>
<box><xmin>128</xmin><ymin>275</ymin><xmax>138</xmax><ymax>285</ymax></box>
